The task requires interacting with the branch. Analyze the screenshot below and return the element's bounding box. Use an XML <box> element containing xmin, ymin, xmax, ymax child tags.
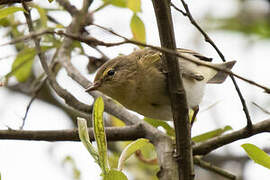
<box><xmin>173</xmin><ymin>0</ymin><xmax>252</xmax><ymax>128</ymax></box>
<box><xmin>55</xmin><ymin>0</ymin><xmax>78</xmax><ymax>15</ymax></box>
<box><xmin>194</xmin><ymin>156</ymin><xmax>236</xmax><ymax>180</ymax></box>
<box><xmin>20</xmin><ymin>78</ymin><xmax>45</xmax><ymax>130</ymax></box>
<box><xmin>0</xmin><ymin>0</ymin><xmax>31</xmax><ymax>5</ymax></box>
<box><xmin>193</xmin><ymin>118</ymin><xmax>270</xmax><ymax>155</ymax></box>
<box><xmin>151</xmin><ymin>1</ymin><xmax>193</xmax><ymax>180</ymax></box>
<box><xmin>22</xmin><ymin>5</ymin><xmax>93</xmax><ymax>116</ymax></box>
<box><xmin>3</xmin><ymin>28</ymin><xmax>270</xmax><ymax>94</ymax></box>
<box><xmin>252</xmin><ymin>102</ymin><xmax>270</xmax><ymax>115</ymax></box>
<box><xmin>0</xmin><ymin>125</ymin><xmax>144</xmax><ymax>141</ymax></box>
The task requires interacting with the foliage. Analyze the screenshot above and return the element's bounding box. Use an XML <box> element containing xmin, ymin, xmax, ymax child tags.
<box><xmin>0</xmin><ymin>7</ymin><xmax>25</xmax><ymax>19</ymax></box>
<box><xmin>144</xmin><ymin>117</ymin><xmax>175</xmax><ymax>137</ymax></box>
<box><xmin>192</xmin><ymin>126</ymin><xmax>232</xmax><ymax>143</ymax></box>
<box><xmin>78</xmin><ymin>97</ymin><xmax>151</xmax><ymax>179</ymax></box>
<box><xmin>242</xmin><ymin>143</ymin><xmax>270</xmax><ymax>169</ymax></box>
<box><xmin>207</xmin><ymin>1</ymin><xmax>270</xmax><ymax>39</ymax></box>
<box><xmin>62</xmin><ymin>156</ymin><xmax>81</xmax><ymax>180</ymax></box>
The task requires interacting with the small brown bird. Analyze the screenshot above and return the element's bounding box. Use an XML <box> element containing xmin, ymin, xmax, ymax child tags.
<box><xmin>86</xmin><ymin>48</ymin><xmax>235</xmax><ymax>121</ymax></box>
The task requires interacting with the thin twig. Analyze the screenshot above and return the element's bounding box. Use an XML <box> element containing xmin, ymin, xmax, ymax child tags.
<box><xmin>172</xmin><ymin>1</ymin><xmax>252</xmax><ymax>129</ymax></box>
<box><xmin>20</xmin><ymin>79</ymin><xmax>45</xmax><ymax>130</ymax></box>
<box><xmin>252</xmin><ymin>102</ymin><xmax>270</xmax><ymax>115</ymax></box>
<box><xmin>194</xmin><ymin>156</ymin><xmax>236</xmax><ymax>180</ymax></box>
<box><xmin>2</xmin><ymin>27</ymin><xmax>270</xmax><ymax>94</ymax></box>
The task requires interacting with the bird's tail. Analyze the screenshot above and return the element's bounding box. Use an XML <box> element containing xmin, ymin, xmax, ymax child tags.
<box><xmin>207</xmin><ymin>61</ymin><xmax>236</xmax><ymax>84</ymax></box>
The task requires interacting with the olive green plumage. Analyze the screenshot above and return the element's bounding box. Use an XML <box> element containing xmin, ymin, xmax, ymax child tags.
<box><xmin>87</xmin><ymin>48</ymin><xmax>235</xmax><ymax>120</ymax></box>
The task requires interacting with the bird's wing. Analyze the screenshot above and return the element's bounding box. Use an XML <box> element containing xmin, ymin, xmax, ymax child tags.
<box><xmin>177</xmin><ymin>49</ymin><xmax>217</xmax><ymax>82</ymax></box>
<box><xmin>177</xmin><ymin>49</ymin><xmax>236</xmax><ymax>83</ymax></box>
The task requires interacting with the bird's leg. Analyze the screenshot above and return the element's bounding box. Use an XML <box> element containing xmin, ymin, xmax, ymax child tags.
<box><xmin>191</xmin><ymin>105</ymin><xmax>199</xmax><ymax>127</ymax></box>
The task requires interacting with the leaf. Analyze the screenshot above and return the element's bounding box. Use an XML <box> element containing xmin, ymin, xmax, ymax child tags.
<box><xmin>242</xmin><ymin>143</ymin><xmax>270</xmax><ymax>169</ymax></box>
<box><xmin>130</xmin><ymin>13</ymin><xmax>146</xmax><ymax>44</ymax></box>
<box><xmin>77</xmin><ymin>117</ymin><xmax>99</xmax><ymax>162</ymax></box>
<box><xmin>144</xmin><ymin>117</ymin><xmax>175</xmax><ymax>137</ymax></box>
<box><xmin>192</xmin><ymin>126</ymin><xmax>232</xmax><ymax>143</ymax></box>
<box><xmin>11</xmin><ymin>48</ymin><xmax>36</xmax><ymax>82</ymax></box>
<box><xmin>48</xmin><ymin>0</ymin><xmax>54</xmax><ymax>2</ymax></box>
<box><xmin>110</xmin><ymin>115</ymin><xmax>125</xmax><ymax>127</ymax></box>
<box><xmin>62</xmin><ymin>156</ymin><xmax>81</xmax><ymax>180</ymax></box>
<box><xmin>103</xmin><ymin>0</ymin><xmax>127</xmax><ymax>8</ymax></box>
<box><xmin>103</xmin><ymin>169</ymin><xmax>128</xmax><ymax>180</ymax></box>
<box><xmin>127</xmin><ymin>0</ymin><xmax>141</xmax><ymax>13</ymax></box>
<box><xmin>32</xmin><ymin>5</ymin><xmax>48</xmax><ymax>28</ymax></box>
<box><xmin>118</xmin><ymin>138</ymin><xmax>149</xmax><ymax>171</ymax></box>
<box><xmin>92</xmin><ymin>97</ymin><xmax>110</xmax><ymax>174</ymax></box>
<box><xmin>0</xmin><ymin>7</ymin><xmax>25</xmax><ymax>20</ymax></box>
<box><xmin>9</xmin><ymin>46</ymin><xmax>52</xmax><ymax>82</ymax></box>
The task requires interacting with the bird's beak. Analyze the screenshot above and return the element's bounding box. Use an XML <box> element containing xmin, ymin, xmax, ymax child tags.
<box><xmin>85</xmin><ymin>81</ymin><xmax>101</xmax><ymax>92</ymax></box>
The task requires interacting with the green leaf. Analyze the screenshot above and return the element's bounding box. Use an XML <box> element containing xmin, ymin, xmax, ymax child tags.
<box><xmin>11</xmin><ymin>48</ymin><xmax>36</xmax><ymax>82</ymax></box>
<box><xmin>77</xmin><ymin>117</ymin><xmax>99</xmax><ymax>162</ymax></box>
<box><xmin>9</xmin><ymin>46</ymin><xmax>52</xmax><ymax>82</ymax></box>
<box><xmin>48</xmin><ymin>0</ymin><xmax>54</xmax><ymax>2</ymax></box>
<box><xmin>118</xmin><ymin>138</ymin><xmax>149</xmax><ymax>171</ymax></box>
<box><xmin>192</xmin><ymin>126</ymin><xmax>232</xmax><ymax>143</ymax></box>
<box><xmin>242</xmin><ymin>143</ymin><xmax>270</xmax><ymax>169</ymax></box>
<box><xmin>92</xmin><ymin>97</ymin><xmax>110</xmax><ymax>174</ymax></box>
<box><xmin>103</xmin><ymin>0</ymin><xmax>127</xmax><ymax>8</ymax></box>
<box><xmin>0</xmin><ymin>7</ymin><xmax>25</xmax><ymax>20</ymax></box>
<box><xmin>144</xmin><ymin>117</ymin><xmax>175</xmax><ymax>137</ymax></box>
<box><xmin>127</xmin><ymin>0</ymin><xmax>141</xmax><ymax>13</ymax></box>
<box><xmin>130</xmin><ymin>13</ymin><xmax>145</xmax><ymax>44</ymax></box>
<box><xmin>103</xmin><ymin>169</ymin><xmax>128</xmax><ymax>180</ymax></box>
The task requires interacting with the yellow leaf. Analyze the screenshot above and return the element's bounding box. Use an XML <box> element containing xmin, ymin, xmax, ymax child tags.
<box><xmin>127</xmin><ymin>0</ymin><xmax>141</xmax><ymax>12</ymax></box>
<box><xmin>130</xmin><ymin>13</ymin><xmax>146</xmax><ymax>45</ymax></box>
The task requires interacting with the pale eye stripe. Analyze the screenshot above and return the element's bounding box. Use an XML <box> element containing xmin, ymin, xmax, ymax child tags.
<box><xmin>102</xmin><ymin>68</ymin><xmax>112</xmax><ymax>78</ymax></box>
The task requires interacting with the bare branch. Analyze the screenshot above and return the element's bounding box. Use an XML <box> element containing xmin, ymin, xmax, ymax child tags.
<box><xmin>194</xmin><ymin>156</ymin><xmax>236</xmax><ymax>180</ymax></box>
<box><xmin>151</xmin><ymin>0</ymin><xmax>193</xmax><ymax>180</ymax></box>
<box><xmin>0</xmin><ymin>125</ymin><xmax>144</xmax><ymax>141</ymax></box>
<box><xmin>193</xmin><ymin>119</ymin><xmax>270</xmax><ymax>155</ymax></box>
<box><xmin>252</xmin><ymin>102</ymin><xmax>270</xmax><ymax>115</ymax></box>
<box><xmin>20</xmin><ymin>79</ymin><xmax>45</xmax><ymax>130</ymax></box>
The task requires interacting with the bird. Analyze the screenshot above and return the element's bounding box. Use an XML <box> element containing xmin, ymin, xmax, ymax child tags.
<box><xmin>86</xmin><ymin>48</ymin><xmax>236</xmax><ymax>122</ymax></box>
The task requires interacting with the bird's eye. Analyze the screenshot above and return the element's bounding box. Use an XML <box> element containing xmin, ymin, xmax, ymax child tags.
<box><xmin>107</xmin><ymin>69</ymin><xmax>115</xmax><ymax>76</ymax></box>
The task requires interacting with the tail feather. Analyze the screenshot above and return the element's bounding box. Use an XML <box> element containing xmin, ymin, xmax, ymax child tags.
<box><xmin>207</xmin><ymin>61</ymin><xmax>236</xmax><ymax>84</ymax></box>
